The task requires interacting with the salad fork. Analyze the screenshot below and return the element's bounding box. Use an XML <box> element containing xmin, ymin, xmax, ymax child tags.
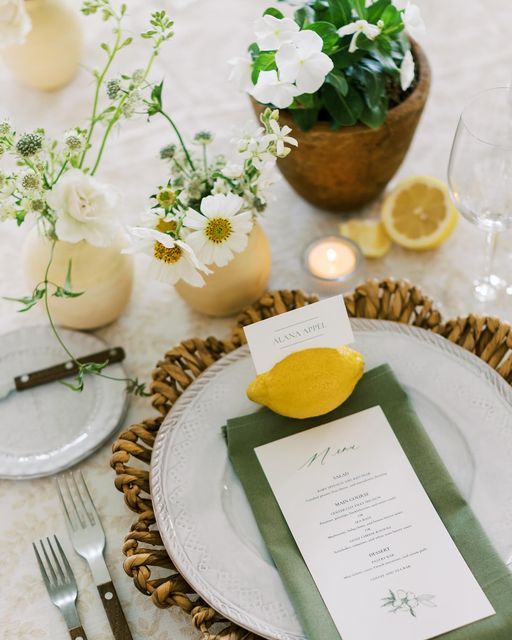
<box><xmin>32</xmin><ymin>535</ymin><xmax>88</xmax><ymax>640</ymax></box>
<box><xmin>57</xmin><ymin>471</ymin><xmax>134</xmax><ymax>640</ymax></box>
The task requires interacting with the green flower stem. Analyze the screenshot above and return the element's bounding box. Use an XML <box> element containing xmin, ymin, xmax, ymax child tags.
<box><xmin>40</xmin><ymin>240</ymin><xmax>147</xmax><ymax>394</ymax></box>
<box><xmin>156</xmin><ymin>107</ymin><xmax>195</xmax><ymax>171</ymax></box>
<box><xmin>90</xmin><ymin>49</ymin><xmax>158</xmax><ymax>176</ymax></box>
<box><xmin>202</xmin><ymin>144</ymin><xmax>208</xmax><ymax>175</ymax></box>
<box><xmin>79</xmin><ymin>22</ymin><xmax>123</xmax><ymax>169</ymax></box>
<box><xmin>43</xmin><ymin>241</ymin><xmax>77</xmax><ymax>362</ymax></box>
<box><xmin>52</xmin><ymin>159</ymin><xmax>69</xmax><ymax>187</ymax></box>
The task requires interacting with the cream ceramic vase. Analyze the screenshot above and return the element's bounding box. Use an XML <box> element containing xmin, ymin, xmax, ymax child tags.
<box><xmin>3</xmin><ymin>0</ymin><xmax>82</xmax><ymax>91</ymax></box>
<box><xmin>22</xmin><ymin>227</ymin><xmax>134</xmax><ymax>330</ymax></box>
<box><xmin>175</xmin><ymin>223</ymin><xmax>272</xmax><ymax>317</ymax></box>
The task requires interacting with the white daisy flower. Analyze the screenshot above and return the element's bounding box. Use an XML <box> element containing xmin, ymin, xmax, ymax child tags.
<box><xmin>124</xmin><ymin>226</ymin><xmax>210</xmax><ymax>287</ymax></box>
<box><xmin>184</xmin><ymin>193</ymin><xmax>254</xmax><ymax>267</ymax></box>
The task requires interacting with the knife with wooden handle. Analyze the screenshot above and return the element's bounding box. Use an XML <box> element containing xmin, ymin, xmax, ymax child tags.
<box><xmin>0</xmin><ymin>347</ymin><xmax>126</xmax><ymax>398</ymax></box>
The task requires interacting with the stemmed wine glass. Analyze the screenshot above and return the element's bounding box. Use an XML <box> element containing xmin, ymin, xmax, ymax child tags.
<box><xmin>448</xmin><ymin>86</ymin><xmax>512</xmax><ymax>302</ymax></box>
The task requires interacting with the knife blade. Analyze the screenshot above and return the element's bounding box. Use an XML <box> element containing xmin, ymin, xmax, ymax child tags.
<box><xmin>0</xmin><ymin>346</ymin><xmax>126</xmax><ymax>399</ymax></box>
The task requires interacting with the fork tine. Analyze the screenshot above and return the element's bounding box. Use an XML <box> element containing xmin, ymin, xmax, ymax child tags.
<box><xmin>32</xmin><ymin>541</ymin><xmax>50</xmax><ymax>588</ymax></box>
<box><xmin>47</xmin><ymin>536</ymin><xmax>66</xmax><ymax>584</ymax></box>
<box><xmin>72</xmin><ymin>471</ymin><xmax>95</xmax><ymax>526</ymax></box>
<box><xmin>63</xmin><ymin>474</ymin><xmax>86</xmax><ymax>529</ymax></box>
<box><xmin>56</xmin><ymin>476</ymin><xmax>78</xmax><ymax>532</ymax></box>
<box><xmin>77</xmin><ymin>471</ymin><xmax>99</xmax><ymax>525</ymax></box>
<box><xmin>40</xmin><ymin>539</ymin><xmax>58</xmax><ymax>586</ymax></box>
<box><xmin>54</xmin><ymin>535</ymin><xmax>75</xmax><ymax>584</ymax></box>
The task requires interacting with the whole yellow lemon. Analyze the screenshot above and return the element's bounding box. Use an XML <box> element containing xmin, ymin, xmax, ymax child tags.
<box><xmin>247</xmin><ymin>346</ymin><xmax>364</xmax><ymax>419</ymax></box>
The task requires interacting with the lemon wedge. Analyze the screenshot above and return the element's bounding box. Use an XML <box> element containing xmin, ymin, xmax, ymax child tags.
<box><xmin>381</xmin><ymin>176</ymin><xmax>458</xmax><ymax>250</ymax></box>
<box><xmin>247</xmin><ymin>346</ymin><xmax>364</xmax><ymax>419</ymax></box>
<box><xmin>339</xmin><ymin>220</ymin><xmax>392</xmax><ymax>258</ymax></box>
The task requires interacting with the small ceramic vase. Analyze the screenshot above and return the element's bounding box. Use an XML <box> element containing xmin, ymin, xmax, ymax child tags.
<box><xmin>3</xmin><ymin>0</ymin><xmax>82</xmax><ymax>91</ymax></box>
<box><xmin>175</xmin><ymin>223</ymin><xmax>272</xmax><ymax>317</ymax></box>
<box><xmin>22</xmin><ymin>226</ymin><xmax>134</xmax><ymax>330</ymax></box>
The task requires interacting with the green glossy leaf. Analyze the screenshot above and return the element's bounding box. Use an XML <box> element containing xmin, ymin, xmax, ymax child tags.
<box><xmin>352</xmin><ymin>66</ymin><xmax>385</xmax><ymax>107</ymax></box>
<box><xmin>294</xmin><ymin>5</ymin><xmax>316</xmax><ymax>28</ymax></box>
<box><xmin>292</xmin><ymin>108</ymin><xmax>319</xmax><ymax>132</ymax></box>
<box><xmin>322</xmin><ymin>84</ymin><xmax>364</xmax><ymax>128</ymax></box>
<box><xmin>325</xmin><ymin>69</ymin><xmax>349</xmax><ymax>96</ymax></box>
<box><xmin>360</xmin><ymin>98</ymin><xmax>387</xmax><ymax>128</ymax></box>
<box><xmin>295</xmin><ymin>92</ymin><xmax>317</xmax><ymax>109</ymax></box>
<box><xmin>371</xmin><ymin>48</ymin><xmax>399</xmax><ymax>73</ymax></box>
<box><xmin>326</xmin><ymin>0</ymin><xmax>351</xmax><ymax>26</ymax></box>
<box><xmin>352</xmin><ymin>0</ymin><xmax>367</xmax><ymax>19</ymax></box>
<box><xmin>331</xmin><ymin>46</ymin><xmax>364</xmax><ymax>69</ymax></box>
<box><xmin>251</xmin><ymin>52</ymin><xmax>277</xmax><ymax>84</ymax></box>
<box><xmin>367</xmin><ymin>0</ymin><xmax>391</xmax><ymax>22</ymax></box>
<box><xmin>263</xmin><ymin>7</ymin><xmax>285</xmax><ymax>19</ymax></box>
<box><xmin>304</xmin><ymin>21</ymin><xmax>340</xmax><ymax>53</ymax></box>
<box><xmin>248</xmin><ymin>42</ymin><xmax>260</xmax><ymax>59</ymax></box>
<box><xmin>380</xmin><ymin>4</ymin><xmax>404</xmax><ymax>34</ymax></box>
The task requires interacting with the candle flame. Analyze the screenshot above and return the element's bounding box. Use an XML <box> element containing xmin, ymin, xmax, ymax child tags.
<box><xmin>326</xmin><ymin>248</ymin><xmax>337</xmax><ymax>263</ymax></box>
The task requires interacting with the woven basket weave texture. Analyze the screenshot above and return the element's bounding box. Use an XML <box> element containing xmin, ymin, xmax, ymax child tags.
<box><xmin>111</xmin><ymin>280</ymin><xmax>512</xmax><ymax>640</ymax></box>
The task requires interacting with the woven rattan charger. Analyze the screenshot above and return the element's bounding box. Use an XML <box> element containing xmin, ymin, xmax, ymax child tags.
<box><xmin>111</xmin><ymin>279</ymin><xmax>512</xmax><ymax>640</ymax></box>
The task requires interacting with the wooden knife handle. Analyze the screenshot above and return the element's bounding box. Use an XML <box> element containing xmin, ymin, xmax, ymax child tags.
<box><xmin>97</xmin><ymin>581</ymin><xmax>133</xmax><ymax>640</ymax></box>
<box><xmin>69</xmin><ymin>626</ymin><xmax>88</xmax><ymax>640</ymax></box>
<box><xmin>14</xmin><ymin>347</ymin><xmax>126</xmax><ymax>392</ymax></box>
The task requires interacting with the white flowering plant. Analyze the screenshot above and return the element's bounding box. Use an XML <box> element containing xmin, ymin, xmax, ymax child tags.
<box><xmin>126</xmin><ymin>92</ymin><xmax>297</xmax><ymax>287</ymax></box>
<box><xmin>0</xmin><ymin>1</ymin><xmax>174</xmax><ymax>394</ymax></box>
<box><xmin>230</xmin><ymin>0</ymin><xmax>425</xmax><ymax>131</ymax></box>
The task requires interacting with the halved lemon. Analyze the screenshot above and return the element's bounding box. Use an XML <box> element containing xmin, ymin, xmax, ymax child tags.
<box><xmin>339</xmin><ymin>220</ymin><xmax>392</xmax><ymax>258</ymax></box>
<box><xmin>381</xmin><ymin>176</ymin><xmax>458</xmax><ymax>250</ymax></box>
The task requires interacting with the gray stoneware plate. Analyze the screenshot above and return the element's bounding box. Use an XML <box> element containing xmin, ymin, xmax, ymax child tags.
<box><xmin>0</xmin><ymin>326</ymin><xmax>128</xmax><ymax>479</ymax></box>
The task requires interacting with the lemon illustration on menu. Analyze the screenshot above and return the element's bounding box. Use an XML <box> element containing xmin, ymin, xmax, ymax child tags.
<box><xmin>247</xmin><ymin>346</ymin><xmax>364</xmax><ymax>419</ymax></box>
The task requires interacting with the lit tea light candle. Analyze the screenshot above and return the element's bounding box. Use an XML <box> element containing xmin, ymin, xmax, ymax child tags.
<box><xmin>303</xmin><ymin>236</ymin><xmax>363</xmax><ymax>283</ymax></box>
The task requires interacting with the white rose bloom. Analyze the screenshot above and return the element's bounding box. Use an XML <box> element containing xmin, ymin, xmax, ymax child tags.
<box><xmin>0</xmin><ymin>0</ymin><xmax>31</xmax><ymax>48</ymax></box>
<box><xmin>47</xmin><ymin>169</ymin><xmax>119</xmax><ymax>247</ymax></box>
<box><xmin>254</xmin><ymin>15</ymin><xmax>299</xmax><ymax>51</ymax></box>
<box><xmin>251</xmin><ymin>69</ymin><xmax>299</xmax><ymax>109</ymax></box>
<box><xmin>400</xmin><ymin>49</ymin><xmax>415</xmax><ymax>91</ymax></box>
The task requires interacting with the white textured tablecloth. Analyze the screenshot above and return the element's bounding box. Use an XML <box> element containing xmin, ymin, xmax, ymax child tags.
<box><xmin>0</xmin><ymin>1</ymin><xmax>511</xmax><ymax>638</ymax></box>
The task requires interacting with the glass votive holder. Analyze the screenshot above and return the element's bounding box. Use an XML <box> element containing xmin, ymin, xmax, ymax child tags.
<box><xmin>302</xmin><ymin>235</ymin><xmax>364</xmax><ymax>295</ymax></box>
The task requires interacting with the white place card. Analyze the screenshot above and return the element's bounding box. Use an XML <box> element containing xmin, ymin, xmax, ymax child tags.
<box><xmin>243</xmin><ymin>295</ymin><xmax>354</xmax><ymax>374</ymax></box>
<box><xmin>255</xmin><ymin>407</ymin><xmax>494</xmax><ymax>640</ymax></box>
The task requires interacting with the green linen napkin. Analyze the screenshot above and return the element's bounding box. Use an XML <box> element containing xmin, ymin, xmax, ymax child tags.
<box><xmin>225</xmin><ymin>364</ymin><xmax>512</xmax><ymax>640</ymax></box>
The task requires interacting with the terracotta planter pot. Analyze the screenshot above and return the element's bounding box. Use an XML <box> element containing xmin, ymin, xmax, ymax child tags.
<box><xmin>253</xmin><ymin>42</ymin><xmax>431</xmax><ymax>212</ymax></box>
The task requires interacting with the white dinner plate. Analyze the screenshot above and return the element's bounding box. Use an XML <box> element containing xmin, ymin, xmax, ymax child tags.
<box><xmin>151</xmin><ymin>320</ymin><xmax>512</xmax><ymax>640</ymax></box>
<box><xmin>0</xmin><ymin>326</ymin><xmax>128</xmax><ymax>479</ymax></box>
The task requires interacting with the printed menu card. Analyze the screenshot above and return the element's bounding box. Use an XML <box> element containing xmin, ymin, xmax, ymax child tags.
<box><xmin>255</xmin><ymin>406</ymin><xmax>495</xmax><ymax>640</ymax></box>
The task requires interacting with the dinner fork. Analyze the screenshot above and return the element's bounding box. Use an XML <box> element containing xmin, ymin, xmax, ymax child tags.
<box><xmin>32</xmin><ymin>535</ymin><xmax>88</xmax><ymax>640</ymax></box>
<box><xmin>57</xmin><ymin>471</ymin><xmax>133</xmax><ymax>640</ymax></box>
